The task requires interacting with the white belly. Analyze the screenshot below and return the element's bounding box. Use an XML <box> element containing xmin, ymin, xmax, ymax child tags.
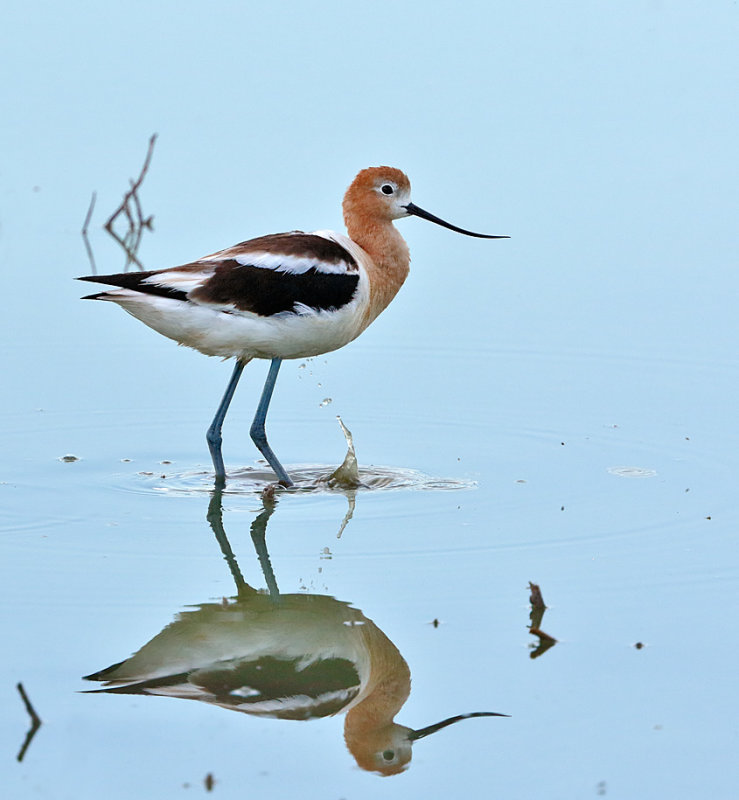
<box><xmin>107</xmin><ymin>290</ymin><xmax>370</xmax><ymax>360</ymax></box>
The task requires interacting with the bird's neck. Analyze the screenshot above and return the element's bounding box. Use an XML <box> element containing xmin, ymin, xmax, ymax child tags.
<box><xmin>347</xmin><ymin>217</ymin><xmax>410</xmax><ymax>324</ymax></box>
<box><xmin>342</xmin><ymin>630</ymin><xmax>411</xmax><ymax>760</ymax></box>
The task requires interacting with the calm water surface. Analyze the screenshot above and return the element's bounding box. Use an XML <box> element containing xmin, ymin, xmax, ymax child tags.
<box><xmin>2</xmin><ymin>2</ymin><xmax>738</xmax><ymax>798</ymax></box>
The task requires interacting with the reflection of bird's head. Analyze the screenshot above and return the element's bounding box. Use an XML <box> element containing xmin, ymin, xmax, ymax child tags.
<box><xmin>345</xmin><ymin>712</ymin><xmax>511</xmax><ymax>776</ymax></box>
<box><xmin>345</xmin><ymin>723</ymin><xmax>415</xmax><ymax>776</ymax></box>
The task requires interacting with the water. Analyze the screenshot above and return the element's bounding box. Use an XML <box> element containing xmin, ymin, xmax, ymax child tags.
<box><xmin>2</xmin><ymin>2</ymin><xmax>738</xmax><ymax>798</ymax></box>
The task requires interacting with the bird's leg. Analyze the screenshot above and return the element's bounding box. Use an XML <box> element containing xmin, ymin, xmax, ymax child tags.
<box><xmin>206</xmin><ymin>359</ymin><xmax>246</xmax><ymax>488</ymax></box>
<box><xmin>250</xmin><ymin>358</ymin><xmax>294</xmax><ymax>488</ymax></box>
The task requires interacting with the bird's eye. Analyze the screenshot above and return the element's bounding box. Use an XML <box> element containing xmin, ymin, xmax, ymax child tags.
<box><xmin>381</xmin><ymin>184</ymin><xmax>394</xmax><ymax>195</ymax></box>
<box><xmin>382</xmin><ymin>750</ymin><xmax>395</xmax><ymax>761</ymax></box>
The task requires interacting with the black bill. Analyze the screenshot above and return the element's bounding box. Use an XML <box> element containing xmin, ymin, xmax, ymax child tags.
<box><xmin>408</xmin><ymin>710</ymin><xmax>510</xmax><ymax>741</ymax></box>
<box><xmin>404</xmin><ymin>202</ymin><xmax>509</xmax><ymax>239</ymax></box>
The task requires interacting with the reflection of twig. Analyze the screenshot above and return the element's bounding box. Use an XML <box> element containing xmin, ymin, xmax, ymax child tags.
<box><xmin>103</xmin><ymin>133</ymin><xmax>157</xmax><ymax>271</ymax></box>
<box><xmin>528</xmin><ymin>582</ymin><xmax>557</xmax><ymax>659</ymax></box>
<box><xmin>529</xmin><ymin>628</ymin><xmax>557</xmax><ymax>659</ymax></box>
<box><xmin>81</xmin><ymin>191</ymin><xmax>97</xmax><ymax>273</ymax></box>
<box><xmin>16</xmin><ymin>682</ymin><xmax>42</xmax><ymax>762</ymax></box>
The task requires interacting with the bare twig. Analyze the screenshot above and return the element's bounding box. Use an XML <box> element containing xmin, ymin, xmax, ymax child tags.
<box><xmin>16</xmin><ymin>682</ymin><xmax>42</xmax><ymax>762</ymax></box>
<box><xmin>103</xmin><ymin>133</ymin><xmax>158</xmax><ymax>270</ymax></box>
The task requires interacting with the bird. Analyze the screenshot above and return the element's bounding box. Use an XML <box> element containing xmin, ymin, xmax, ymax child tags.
<box><xmin>79</xmin><ymin>167</ymin><xmax>508</xmax><ymax>488</ymax></box>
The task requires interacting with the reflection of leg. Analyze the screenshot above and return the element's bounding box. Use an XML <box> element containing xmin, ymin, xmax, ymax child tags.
<box><xmin>206</xmin><ymin>490</ymin><xmax>254</xmax><ymax>597</ymax></box>
<box><xmin>206</xmin><ymin>360</ymin><xmax>246</xmax><ymax>488</ymax></box>
<box><xmin>250</xmin><ymin>358</ymin><xmax>294</xmax><ymax>487</ymax></box>
<box><xmin>250</xmin><ymin>501</ymin><xmax>280</xmax><ymax>600</ymax></box>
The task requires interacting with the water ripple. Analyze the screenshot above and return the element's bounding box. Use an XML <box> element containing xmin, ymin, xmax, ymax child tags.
<box><xmin>117</xmin><ymin>464</ymin><xmax>477</xmax><ymax>497</ymax></box>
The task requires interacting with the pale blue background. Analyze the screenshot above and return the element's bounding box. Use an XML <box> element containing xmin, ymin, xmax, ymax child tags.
<box><xmin>2</xmin><ymin>2</ymin><xmax>738</xmax><ymax>798</ymax></box>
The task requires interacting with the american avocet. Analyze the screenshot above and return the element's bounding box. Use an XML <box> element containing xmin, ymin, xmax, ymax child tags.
<box><xmin>84</xmin><ymin>496</ymin><xmax>508</xmax><ymax>775</ymax></box>
<box><xmin>79</xmin><ymin>167</ymin><xmax>507</xmax><ymax>487</ymax></box>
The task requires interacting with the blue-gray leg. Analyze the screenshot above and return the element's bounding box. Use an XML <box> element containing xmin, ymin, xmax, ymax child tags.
<box><xmin>206</xmin><ymin>359</ymin><xmax>246</xmax><ymax>488</ymax></box>
<box><xmin>250</xmin><ymin>358</ymin><xmax>294</xmax><ymax>488</ymax></box>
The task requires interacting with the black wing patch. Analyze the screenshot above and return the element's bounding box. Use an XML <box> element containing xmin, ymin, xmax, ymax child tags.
<box><xmin>84</xmin><ymin>656</ymin><xmax>361</xmax><ymax>720</ymax></box>
<box><xmin>190</xmin><ymin>261</ymin><xmax>359</xmax><ymax>316</ymax></box>
<box><xmin>193</xmin><ymin>655</ymin><xmax>360</xmax><ymax>708</ymax></box>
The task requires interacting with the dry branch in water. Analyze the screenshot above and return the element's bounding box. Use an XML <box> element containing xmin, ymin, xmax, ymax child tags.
<box><xmin>82</xmin><ymin>133</ymin><xmax>158</xmax><ymax>273</ymax></box>
<box><xmin>104</xmin><ymin>133</ymin><xmax>157</xmax><ymax>270</ymax></box>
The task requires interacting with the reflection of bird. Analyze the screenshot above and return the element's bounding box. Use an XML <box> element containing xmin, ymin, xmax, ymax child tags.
<box><xmin>79</xmin><ymin>167</ymin><xmax>507</xmax><ymax>488</ymax></box>
<box><xmin>84</xmin><ymin>493</ymin><xmax>507</xmax><ymax>775</ymax></box>
<box><xmin>85</xmin><ymin>592</ymin><xmax>503</xmax><ymax>776</ymax></box>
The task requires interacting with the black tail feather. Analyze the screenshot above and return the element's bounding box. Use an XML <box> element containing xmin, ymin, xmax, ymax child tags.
<box><xmin>77</xmin><ymin>272</ymin><xmax>188</xmax><ymax>302</ymax></box>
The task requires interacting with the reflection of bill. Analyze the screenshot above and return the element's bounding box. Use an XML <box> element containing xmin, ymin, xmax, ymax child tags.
<box><xmin>84</xmin><ymin>493</ymin><xmax>507</xmax><ymax>776</ymax></box>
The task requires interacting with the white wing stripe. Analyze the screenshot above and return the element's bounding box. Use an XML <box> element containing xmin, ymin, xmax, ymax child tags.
<box><xmin>143</xmin><ymin>269</ymin><xmax>214</xmax><ymax>291</ymax></box>
<box><xmin>225</xmin><ymin>251</ymin><xmax>352</xmax><ymax>275</ymax></box>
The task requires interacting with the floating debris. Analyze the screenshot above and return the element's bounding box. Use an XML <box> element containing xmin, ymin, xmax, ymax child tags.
<box><xmin>528</xmin><ymin>581</ymin><xmax>546</xmax><ymax>610</ymax></box>
<box><xmin>607</xmin><ymin>466</ymin><xmax>657</xmax><ymax>478</ymax></box>
<box><xmin>528</xmin><ymin>582</ymin><xmax>556</xmax><ymax>659</ymax></box>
